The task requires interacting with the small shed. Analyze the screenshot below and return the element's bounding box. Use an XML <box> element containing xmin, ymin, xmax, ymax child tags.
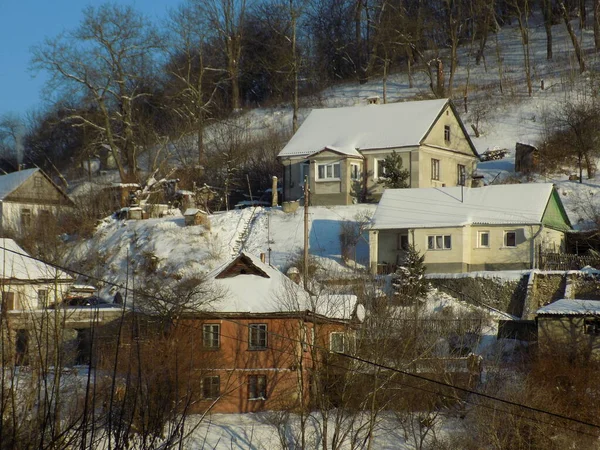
<box><xmin>184</xmin><ymin>208</ymin><xmax>210</xmax><ymax>228</ymax></box>
<box><xmin>537</xmin><ymin>299</ymin><xmax>600</xmax><ymax>360</ymax></box>
<box><xmin>515</xmin><ymin>142</ymin><xmax>539</xmax><ymax>174</ymax></box>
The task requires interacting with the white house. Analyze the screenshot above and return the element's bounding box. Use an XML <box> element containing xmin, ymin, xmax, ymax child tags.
<box><xmin>0</xmin><ymin>238</ymin><xmax>74</xmax><ymax>310</ymax></box>
<box><xmin>0</xmin><ymin>169</ymin><xmax>74</xmax><ymax>236</ymax></box>
<box><xmin>277</xmin><ymin>98</ymin><xmax>480</xmax><ymax>205</ymax></box>
<box><xmin>369</xmin><ymin>183</ymin><xmax>572</xmax><ymax>274</ymax></box>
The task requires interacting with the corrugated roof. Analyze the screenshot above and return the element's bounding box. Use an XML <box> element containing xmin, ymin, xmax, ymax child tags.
<box><xmin>537</xmin><ymin>299</ymin><xmax>600</xmax><ymax>315</ymax></box>
<box><xmin>372</xmin><ymin>183</ymin><xmax>555</xmax><ymax>230</ymax></box>
<box><xmin>0</xmin><ymin>169</ymin><xmax>38</xmax><ymax>200</ymax></box>
<box><xmin>278</xmin><ymin>99</ymin><xmax>450</xmax><ymax>158</ymax></box>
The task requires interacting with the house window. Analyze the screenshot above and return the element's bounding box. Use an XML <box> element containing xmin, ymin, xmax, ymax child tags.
<box><xmin>201</xmin><ymin>376</ymin><xmax>220</xmax><ymax>399</ymax></box>
<box><xmin>330</xmin><ymin>332</ymin><xmax>354</xmax><ymax>353</ymax></box>
<box><xmin>38</xmin><ymin>289</ymin><xmax>48</xmax><ymax>308</ymax></box>
<box><xmin>248</xmin><ymin>375</ymin><xmax>267</xmax><ymax>400</ymax></box>
<box><xmin>504</xmin><ymin>231</ymin><xmax>517</xmax><ymax>247</ymax></box>
<box><xmin>21</xmin><ymin>209</ymin><xmax>32</xmax><ymax>228</ymax></box>
<box><xmin>397</xmin><ymin>234</ymin><xmax>409</xmax><ymax>250</ymax></box>
<box><xmin>427</xmin><ymin>235</ymin><xmax>451</xmax><ymax>250</ymax></box>
<box><xmin>249</xmin><ymin>324</ymin><xmax>267</xmax><ymax>350</ymax></box>
<box><xmin>2</xmin><ymin>291</ymin><xmax>17</xmax><ymax>310</ymax></box>
<box><xmin>444</xmin><ymin>125</ymin><xmax>451</xmax><ymax>142</ymax></box>
<box><xmin>431</xmin><ymin>159</ymin><xmax>440</xmax><ymax>181</ymax></box>
<box><xmin>34</xmin><ymin>177</ymin><xmax>42</xmax><ymax>188</ymax></box>
<box><xmin>585</xmin><ymin>318</ymin><xmax>600</xmax><ymax>335</ymax></box>
<box><xmin>376</xmin><ymin>159</ymin><xmax>386</xmax><ymax>178</ymax></box>
<box><xmin>457</xmin><ymin>164</ymin><xmax>466</xmax><ymax>186</ymax></box>
<box><xmin>478</xmin><ymin>231</ymin><xmax>490</xmax><ymax>248</ymax></box>
<box><xmin>203</xmin><ymin>324</ymin><xmax>220</xmax><ymax>349</ymax></box>
<box><xmin>317</xmin><ymin>163</ymin><xmax>341</xmax><ymax>180</ymax></box>
<box><xmin>350</xmin><ymin>163</ymin><xmax>360</xmax><ymax>181</ymax></box>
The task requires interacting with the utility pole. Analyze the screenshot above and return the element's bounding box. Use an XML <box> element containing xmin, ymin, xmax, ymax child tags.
<box><xmin>303</xmin><ymin>176</ymin><xmax>309</xmax><ymax>290</ymax></box>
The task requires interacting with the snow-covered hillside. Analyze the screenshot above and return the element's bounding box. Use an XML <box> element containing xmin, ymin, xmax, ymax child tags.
<box><xmin>71</xmin><ymin>205</ymin><xmax>375</xmax><ymax>297</ymax></box>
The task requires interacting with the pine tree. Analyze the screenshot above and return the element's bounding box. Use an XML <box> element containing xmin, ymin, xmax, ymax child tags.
<box><xmin>391</xmin><ymin>245</ymin><xmax>428</xmax><ymax>304</ymax></box>
<box><xmin>378</xmin><ymin>151</ymin><xmax>410</xmax><ymax>189</ymax></box>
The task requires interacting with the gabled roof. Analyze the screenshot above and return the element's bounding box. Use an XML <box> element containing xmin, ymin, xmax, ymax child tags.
<box><xmin>206</xmin><ymin>252</ymin><xmax>357</xmax><ymax>320</ymax></box>
<box><xmin>0</xmin><ymin>169</ymin><xmax>39</xmax><ymax>200</ymax></box>
<box><xmin>537</xmin><ymin>299</ymin><xmax>600</xmax><ymax>316</ymax></box>
<box><xmin>278</xmin><ymin>99</ymin><xmax>451</xmax><ymax>158</ymax></box>
<box><xmin>0</xmin><ymin>238</ymin><xmax>73</xmax><ymax>281</ymax></box>
<box><xmin>0</xmin><ymin>168</ymin><xmax>74</xmax><ymax>206</ymax></box>
<box><xmin>372</xmin><ymin>183</ymin><xmax>560</xmax><ymax>230</ymax></box>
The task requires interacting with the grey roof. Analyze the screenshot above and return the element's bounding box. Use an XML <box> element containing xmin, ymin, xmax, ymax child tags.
<box><xmin>372</xmin><ymin>183</ymin><xmax>556</xmax><ymax>230</ymax></box>
<box><xmin>0</xmin><ymin>169</ymin><xmax>38</xmax><ymax>200</ymax></box>
<box><xmin>278</xmin><ymin>99</ymin><xmax>451</xmax><ymax>158</ymax></box>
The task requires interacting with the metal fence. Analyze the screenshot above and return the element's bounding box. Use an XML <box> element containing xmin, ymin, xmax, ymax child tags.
<box><xmin>539</xmin><ymin>251</ymin><xmax>600</xmax><ymax>271</ymax></box>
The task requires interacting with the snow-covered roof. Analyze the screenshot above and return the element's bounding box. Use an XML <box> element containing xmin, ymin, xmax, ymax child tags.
<box><xmin>278</xmin><ymin>99</ymin><xmax>450</xmax><ymax>158</ymax></box>
<box><xmin>0</xmin><ymin>239</ymin><xmax>72</xmax><ymax>281</ymax></box>
<box><xmin>536</xmin><ymin>299</ymin><xmax>600</xmax><ymax>315</ymax></box>
<box><xmin>207</xmin><ymin>252</ymin><xmax>357</xmax><ymax>320</ymax></box>
<box><xmin>372</xmin><ymin>183</ymin><xmax>555</xmax><ymax>230</ymax></box>
<box><xmin>184</xmin><ymin>208</ymin><xmax>206</xmax><ymax>216</ymax></box>
<box><xmin>0</xmin><ymin>169</ymin><xmax>38</xmax><ymax>200</ymax></box>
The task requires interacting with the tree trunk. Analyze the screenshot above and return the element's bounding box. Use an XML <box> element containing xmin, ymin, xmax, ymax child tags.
<box><xmin>580</xmin><ymin>0</ymin><xmax>587</xmax><ymax>29</ymax></box>
<box><xmin>561</xmin><ymin>2</ymin><xmax>586</xmax><ymax>73</ymax></box>
<box><xmin>291</xmin><ymin>2</ymin><xmax>299</xmax><ymax>133</ymax></box>
<box><xmin>542</xmin><ymin>0</ymin><xmax>553</xmax><ymax>59</ymax></box>
<box><xmin>594</xmin><ymin>0</ymin><xmax>600</xmax><ymax>50</ymax></box>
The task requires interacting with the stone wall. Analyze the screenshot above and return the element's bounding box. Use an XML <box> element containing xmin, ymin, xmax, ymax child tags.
<box><xmin>428</xmin><ymin>275</ymin><xmax>528</xmax><ymax>316</ymax></box>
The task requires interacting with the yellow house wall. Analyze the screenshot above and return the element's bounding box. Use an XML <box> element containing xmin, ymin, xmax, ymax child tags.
<box><xmin>538</xmin><ymin>316</ymin><xmax>600</xmax><ymax>360</ymax></box>
<box><xmin>417</xmin><ymin>147</ymin><xmax>478</xmax><ymax>189</ymax></box>
<box><xmin>469</xmin><ymin>225</ymin><xmax>533</xmax><ymax>269</ymax></box>
<box><xmin>421</xmin><ymin>104</ymin><xmax>475</xmax><ymax>156</ymax></box>
<box><xmin>373</xmin><ymin>224</ymin><xmax>565</xmax><ymax>274</ymax></box>
<box><xmin>412</xmin><ymin>227</ymin><xmax>469</xmax><ymax>273</ymax></box>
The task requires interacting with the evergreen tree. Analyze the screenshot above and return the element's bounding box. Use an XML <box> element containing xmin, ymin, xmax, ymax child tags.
<box><xmin>378</xmin><ymin>151</ymin><xmax>410</xmax><ymax>188</ymax></box>
<box><xmin>391</xmin><ymin>245</ymin><xmax>428</xmax><ymax>304</ymax></box>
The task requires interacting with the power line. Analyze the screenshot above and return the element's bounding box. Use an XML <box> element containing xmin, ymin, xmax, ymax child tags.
<box><xmin>2</xmin><ymin>245</ymin><xmax>600</xmax><ymax>435</ymax></box>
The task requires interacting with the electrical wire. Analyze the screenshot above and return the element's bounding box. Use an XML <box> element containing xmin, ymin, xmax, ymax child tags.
<box><xmin>2</xmin><ymin>245</ymin><xmax>600</xmax><ymax>436</ymax></box>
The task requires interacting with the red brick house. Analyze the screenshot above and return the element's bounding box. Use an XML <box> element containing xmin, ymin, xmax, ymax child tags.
<box><xmin>184</xmin><ymin>252</ymin><xmax>361</xmax><ymax>414</ymax></box>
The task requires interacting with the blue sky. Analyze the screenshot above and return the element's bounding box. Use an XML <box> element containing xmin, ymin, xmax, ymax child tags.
<box><xmin>0</xmin><ymin>1</ymin><xmax>176</xmax><ymax>119</ymax></box>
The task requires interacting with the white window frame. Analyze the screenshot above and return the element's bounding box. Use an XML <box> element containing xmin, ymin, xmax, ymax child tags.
<box><xmin>504</xmin><ymin>230</ymin><xmax>517</xmax><ymax>248</ymax></box>
<box><xmin>203</xmin><ymin>324</ymin><xmax>220</xmax><ymax>349</ymax></box>
<box><xmin>397</xmin><ymin>234</ymin><xmax>409</xmax><ymax>251</ymax></box>
<box><xmin>249</xmin><ymin>323</ymin><xmax>268</xmax><ymax>350</ymax></box>
<box><xmin>427</xmin><ymin>234</ymin><xmax>451</xmax><ymax>250</ymax></box>
<box><xmin>248</xmin><ymin>374</ymin><xmax>267</xmax><ymax>400</ymax></box>
<box><xmin>478</xmin><ymin>231</ymin><xmax>490</xmax><ymax>249</ymax></box>
<box><xmin>444</xmin><ymin>125</ymin><xmax>451</xmax><ymax>142</ymax></box>
<box><xmin>350</xmin><ymin>163</ymin><xmax>361</xmax><ymax>181</ymax></box>
<box><xmin>330</xmin><ymin>332</ymin><xmax>354</xmax><ymax>353</ymax></box>
<box><xmin>317</xmin><ymin>162</ymin><xmax>341</xmax><ymax>181</ymax></box>
<box><xmin>201</xmin><ymin>376</ymin><xmax>220</xmax><ymax>399</ymax></box>
<box><xmin>431</xmin><ymin>159</ymin><xmax>440</xmax><ymax>181</ymax></box>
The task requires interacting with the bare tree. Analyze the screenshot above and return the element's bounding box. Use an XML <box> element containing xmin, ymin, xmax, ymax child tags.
<box><xmin>201</xmin><ymin>0</ymin><xmax>249</xmax><ymax>112</ymax></box>
<box><xmin>544</xmin><ymin>97</ymin><xmax>600</xmax><ymax>183</ymax></box>
<box><xmin>165</xmin><ymin>1</ymin><xmax>223</xmax><ymax>169</ymax></box>
<box><xmin>31</xmin><ymin>4</ymin><xmax>162</xmax><ymax>182</ymax></box>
